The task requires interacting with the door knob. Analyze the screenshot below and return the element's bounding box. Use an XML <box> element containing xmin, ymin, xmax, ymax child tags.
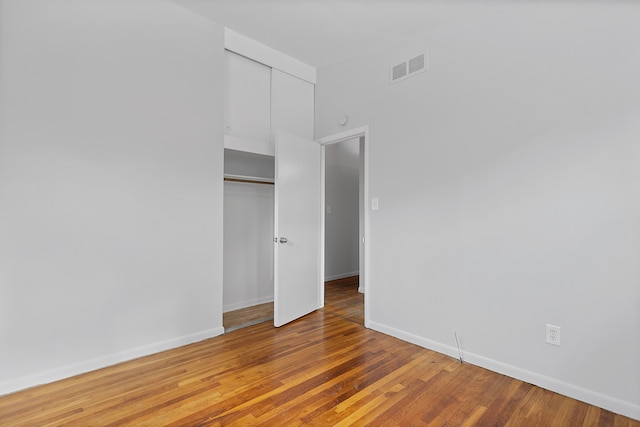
<box><xmin>279</xmin><ymin>237</ymin><xmax>288</xmax><ymax>243</ymax></box>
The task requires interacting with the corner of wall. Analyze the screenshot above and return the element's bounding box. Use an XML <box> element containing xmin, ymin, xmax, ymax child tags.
<box><xmin>368</xmin><ymin>321</ymin><xmax>640</xmax><ymax>421</ymax></box>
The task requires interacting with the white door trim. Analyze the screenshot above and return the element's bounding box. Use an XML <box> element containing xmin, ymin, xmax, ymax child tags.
<box><xmin>317</xmin><ymin>125</ymin><xmax>370</xmax><ymax>328</ymax></box>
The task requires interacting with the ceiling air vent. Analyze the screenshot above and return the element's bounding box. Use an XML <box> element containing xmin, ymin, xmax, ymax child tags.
<box><xmin>390</xmin><ymin>52</ymin><xmax>427</xmax><ymax>85</ymax></box>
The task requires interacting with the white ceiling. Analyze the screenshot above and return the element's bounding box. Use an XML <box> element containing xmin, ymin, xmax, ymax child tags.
<box><xmin>171</xmin><ymin>0</ymin><xmax>531</xmax><ymax>68</ymax></box>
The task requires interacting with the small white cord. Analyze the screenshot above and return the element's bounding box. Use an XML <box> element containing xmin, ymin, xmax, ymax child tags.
<box><xmin>454</xmin><ymin>333</ymin><xmax>463</xmax><ymax>364</ymax></box>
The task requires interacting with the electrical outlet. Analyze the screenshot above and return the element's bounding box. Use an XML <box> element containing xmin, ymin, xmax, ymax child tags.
<box><xmin>546</xmin><ymin>324</ymin><xmax>561</xmax><ymax>346</ymax></box>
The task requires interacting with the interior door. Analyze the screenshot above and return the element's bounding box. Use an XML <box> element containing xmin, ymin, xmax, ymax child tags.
<box><xmin>274</xmin><ymin>130</ymin><xmax>322</xmax><ymax>327</ymax></box>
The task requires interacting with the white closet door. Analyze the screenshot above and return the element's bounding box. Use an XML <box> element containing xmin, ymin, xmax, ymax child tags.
<box><xmin>224</xmin><ymin>51</ymin><xmax>271</xmax><ymax>144</ymax></box>
<box><xmin>271</xmin><ymin>69</ymin><xmax>314</xmax><ymax>142</ymax></box>
<box><xmin>274</xmin><ymin>130</ymin><xmax>321</xmax><ymax>327</ymax></box>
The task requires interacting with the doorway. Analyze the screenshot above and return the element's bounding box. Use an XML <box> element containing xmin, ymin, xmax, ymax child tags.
<box><xmin>319</xmin><ymin>126</ymin><xmax>370</xmax><ymax>327</ymax></box>
<box><xmin>324</xmin><ymin>138</ymin><xmax>362</xmax><ymax>323</ymax></box>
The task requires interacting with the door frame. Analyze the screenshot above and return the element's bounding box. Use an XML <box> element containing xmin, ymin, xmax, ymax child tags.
<box><xmin>316</xmin><ymin>125</ymin><xmax>370</xmax><ymax>328</ymax></box>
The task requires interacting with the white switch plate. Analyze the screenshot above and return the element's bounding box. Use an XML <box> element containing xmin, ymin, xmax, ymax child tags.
<box><xmin>371</xmin><ymin>197</ymin><xmax>379</xmax><ymax>211</ymax></box>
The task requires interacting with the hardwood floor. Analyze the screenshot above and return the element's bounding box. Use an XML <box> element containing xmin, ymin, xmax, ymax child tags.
<box><xmin>223</xmin><ymin>302</ymin><xmax>274</xmax><ymax>332</ymax></box>
<box><xmin>1</xmin><ymin>283</ymin><xmax>637</xmax><ymax>426</ymax></box>
<box><xmin>223</xmin><ymin>275</ymin><xmax>363</xmax><ymax>332</ymax></box>
<box><xmin>324</xmin><ymin>275</ymin><xmax>363</xmax><ymax>325</ymax></box>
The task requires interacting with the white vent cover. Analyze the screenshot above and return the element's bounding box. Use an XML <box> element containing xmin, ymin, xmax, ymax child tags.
<box><xmin>390</xmin><ymin>52</ymin><xmax>427</xmax><ymax>85</ymax></box>
<box><xmin>408</xmin><ymin>54</ymin><xmax>425</xmax><ymax>74</ymax></box>
<box><xmin>392</xmin><ymin>62</ymin><xmax>407</xmax><ymax>81</ymax></box>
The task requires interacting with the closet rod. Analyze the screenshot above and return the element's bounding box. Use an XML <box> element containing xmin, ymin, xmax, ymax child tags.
<box><xmin>224</xmin><ymin>175</ymin><xmax>274</xmax><ymax>185</ymax></box>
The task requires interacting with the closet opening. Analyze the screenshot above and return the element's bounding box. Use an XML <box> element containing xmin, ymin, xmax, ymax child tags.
<box><xmin>223</xmin><ymin>44</ymin><xmax>321</xmax><ymax>330</ymax></box>
<box><xmin>223</xmin><ymin>149</ymin><xmax>275</xmax><ymax>332</ymax></box>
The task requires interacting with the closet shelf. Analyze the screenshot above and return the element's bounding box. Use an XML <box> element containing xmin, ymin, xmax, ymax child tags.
<box><xmin>224</xmin><ymin>174</ymin><xmax>275</xmax><ymax>185</ymax></box>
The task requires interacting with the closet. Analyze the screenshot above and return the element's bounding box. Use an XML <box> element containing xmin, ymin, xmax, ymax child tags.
<box><xmin>223</xmin><ymin>150</ymin><xmax>274</xmax><ymax>313</ymax></box>
<box><xmin>223</xmin><ymin>48</ymin><xmax>314</xmax><ymax>318</ymax></box>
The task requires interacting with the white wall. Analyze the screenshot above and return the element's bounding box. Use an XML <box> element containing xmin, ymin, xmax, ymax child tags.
<box><xmin>0</xmin><ymin>0</ymin><xmax>224</xmax><ymax>394</ymax></box>
<box><xmin>325</xmin><ymin>139</ymin><xmax>360</xmax><ymax>281</ymax></box>
<box><xmin>315</xmin><ymin>1</ymin><xmax>640</xmax><ymax>420</ymax></box>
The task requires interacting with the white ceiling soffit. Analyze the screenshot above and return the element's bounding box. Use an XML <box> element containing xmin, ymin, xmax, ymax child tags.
<box><xmin>171</xmin><ymin>0</ymin><xmax>531</xmax><ymax>68</ymax></box>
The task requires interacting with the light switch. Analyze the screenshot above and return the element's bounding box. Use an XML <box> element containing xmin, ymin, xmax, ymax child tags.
<box><xmin>326</xmin><ymin>206</ymin><xmax>332</xmax><ymax>214</ymax></box>
<box><xmin>371</xmin><ymin>197</ymin><xmax>379</xmax><ymax>211</ymax></box>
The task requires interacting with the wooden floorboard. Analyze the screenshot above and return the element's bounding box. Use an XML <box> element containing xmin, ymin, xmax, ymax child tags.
<box><xmin>223</xmin><ymin>302</ymin><xmax>274</xmax><ymax>332</ymax></box>
<box><xmin>324</xmin><ymin>275</ymin><xmax>363</xmax><ymax>325</ymax></box>
<box><xmin>1</xmin><ymin>280</ymin><xmax>637</xmax><ymax>426</ymax></box>
<box><xmin>223</xmin><ymin>275</ymin><xmax>363</xmax><ymax>332</ymax></box>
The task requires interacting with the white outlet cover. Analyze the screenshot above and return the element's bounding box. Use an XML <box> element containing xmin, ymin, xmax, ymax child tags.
<box><xmin>546</xmin><ymin>324</ymin><xmax>561</xmax><ymax>346</ymax></box>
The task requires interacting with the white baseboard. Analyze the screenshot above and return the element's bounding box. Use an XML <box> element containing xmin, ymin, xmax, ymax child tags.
<box><xmin>368</xmin><ymin>320</ymin><xmax>640</xmax><ymax>421</ymax></box>
<box><xmin>223</xmin><ymin>295</ymin><xmax>274</xmax><ymax>313</ymax></box>
<box><xmin>0</xmin><ymin>326</ymin><xmax>224</xmax><ymax>398</ymax></box>
<box><xmin>325</xmin><ymin>271</ymin><xmax>359</xmax><ymax>282</ymax></box>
